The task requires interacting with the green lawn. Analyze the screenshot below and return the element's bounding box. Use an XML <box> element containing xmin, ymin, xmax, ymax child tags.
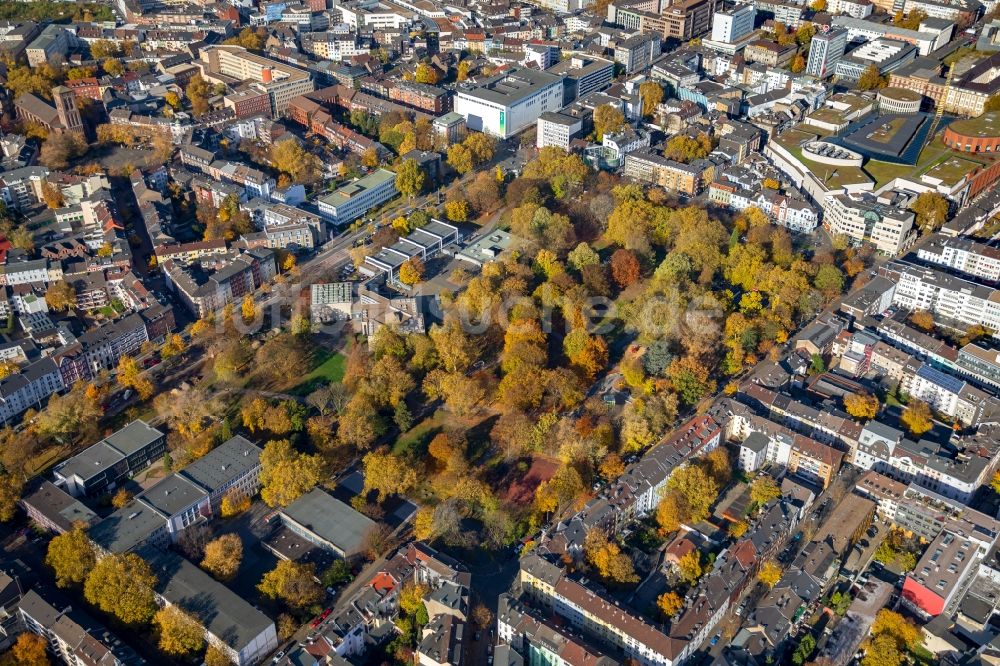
<box><xmin>393</xmin><ymin>411</ymin><xmax>445</xmax><ymax>459</ymax></box>
<box><xmin>291</xmin><ymin>350</ymin><xmax>346</xmax><ymax>395</ymax></box>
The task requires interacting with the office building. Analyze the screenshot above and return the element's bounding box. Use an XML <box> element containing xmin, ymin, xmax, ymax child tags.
<box><xmin>198</xmin><ymin>45</ymin><xmax>314</xmax><ymax>116</ymax></box>
<box><xmin>454</xmin><ymin>68</ymin><xmax>564</xmax><ymax>139</ymax></box>
<box><xmin>823</xmin><ymin>193</ymin><xmax>914</xmax><ymax>255</ymax></box>
<box><xmin>317</xmin><ymin>169</ymin><xmax>398</xmax><ymax>225</ymax></box>
<box><xmin>53</xmin><ymin>421</ymin><xmax>167</xmax><ymax>498</ymax></box>
<box><xmin>806</xmin><ymin>28</ymin><xmax>848</xmax><ymax>78</ymax></box>
<box><xmin>711</xmin><ymin>4</ymin><xmax>756</xmax><ymax>43</ymax></box>
<box><xmin>536</xmin><ymin>112</ymin><xmax>584</xmax><ymax>150</ymax></box>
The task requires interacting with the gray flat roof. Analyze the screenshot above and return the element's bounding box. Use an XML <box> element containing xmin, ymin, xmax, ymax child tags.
<box><xmin>88</xmin><ymin>500</ymin><xmax>166</xmax><ymax>553</ymax></box>
<box><xmin>458</xmin><ymin>67</ymin><xmax>563</xmax><ymax>107</ymax></box>
<box><xmin>140</xmin><ymin>546</ymin><xmax>275</xmax><ymax>652</ymax></box>
<box><xmin>280</xmin><ymin>488</ymin><xmax>376</xmax><ymax>555</ymax></box>
<box><xmin>139</xmin><ymin>475</ymin><xmax>207</xmax><ymax>517</ymax></box>
<box><xmin>178</xmin><ymin>435</ymin><xmax>262</xmax><ymax>494</ymax></box>
<box><xmin>21</xmin><ymin>481</ymin><xmax>98</xmax><ymax>532</ymax></box>
<box><xmin>55</xmin><ymin>421</ymin><xmax>164</xmax><ymax>483</ymax></box>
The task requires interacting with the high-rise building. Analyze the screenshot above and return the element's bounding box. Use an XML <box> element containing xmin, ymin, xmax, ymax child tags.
<box><xmin>710</xmin><ymin>4</ymin><xmax>756</xmax><ymax>43</ymax></box>
<box><xmin>806</xmin><ymin>28</ymin><xmax>848</xmax><ymax>78</ymax></box>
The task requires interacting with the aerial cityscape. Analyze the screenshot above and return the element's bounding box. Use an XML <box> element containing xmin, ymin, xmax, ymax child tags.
<box><xmin>0</xmin><ymin>0</ymin><xmax>996</xmax><ymax>664</ymax></box>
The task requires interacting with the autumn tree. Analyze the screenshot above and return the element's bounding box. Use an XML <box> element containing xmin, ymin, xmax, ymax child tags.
<box><xmin>639</xmin><ymin>81</ymin><xmax>664</xmax><ymax>117</ymax></box>
<box><xmin>84</xmin><ymin>553</ymin><xmax>158</xmax><ymax>625</ymax></box>
<box><xmin>610</xmin><ymin>249</ymin><xmax>640</xmax><ymax>289</ymax></box>
<box><xmin>900</xmin><ymin>400</ymin><xmax>933</xmax><ymax>436</ymax></box>
<box><xmin>844</xmin><ymin>392</ymin><xmax>879</xmax><ymax>420</ymax></box>
<box><xmin>111</xmin><ymin>488</ymin><xmax>133</xmax><ymax>508</ymax></box>
<box><xmin>584</xmin><ymin>529</ymin><xmax>638</xmax><ymax>583</ymax></box>
<box><xmin>44</xmin><ymin>281</ymin><xmax>76</xmax><ymax>311</ymax></box>
<box><xmin>201</xmin><ymin>533</ymin><xmax>243</xmax><ymax>581</ymax></box>
<box><xmin>399</xmin><ymin>257</ymin><xmax>425</xmax><ymax>285</ymax></box>
<box><xmin>259</xmin><ymin>439</ymin><xmax>324</xmax><ymax>507</ymax></box>
<box><xmin>45</xmin><ymin>527</ymin><xmax>95</xmax><ymax>588</ymax></box>
<box><xmin>39</xmin><ymin>132</ymin><xmax>86</xmax><ymax>170</ymax></box>
<box><xmin>790</xmin><ymin>53</ymin><xmax>806</xmax><ymax>73</ymax></box>
<box><xmin>657</xmin><ymin>591</ymin><xmax>683</xmax><ymax>618</ymax></box>
<box><xmin>271</xmin><ymin>139</ymin><xmax>322</xmax><ymax>185</ymax></box>
<box><xmin>910</xmin><ymin>191</ymin><xmax>949</xmax><ymax>230</ymax></box>
<box><xmin>909</xmin><ymin>309</ymin><xmax>935</xmax><ymax>332</ymax></box>
<box><xmin>185</xmin><ymin>74</ymin><xmax>212</xmax><ymax>116</ymax></box>
<box><xmin>870</xmin><ymin>608</ymin><xmax>923</xmax><ymax>652</ymax></box>
<box><xmin>677</xmin><ymin>550</ymin><xmax>703</xmax><ymax>584</ymax></box>
<box><xmin>758</xmin><ymin>560</ymin><xmax>783</xmax><ymax>588</ymax></box>
<box><xmin>593</xmin><ymin>104</ymin><xmax>625</xmax><ymax>141</ymax></box>
<box><xmin>154</xmin><ymin>606</ymin><xmax>205</xmax><ymax>656</ymax></box>
<box><xmin>363</xmin><ymin>450</ymin><xmax>417</xmax><ymax>501</ymax></box>
<box><xmin>447</xmin><ymin>143</ymin><xmax>473</xmax><ymax>175</ymax></box>
<box><xmin>857</xmin><ymin>64</ymin><xmax>887</xmax><ymax>91</ymax></box>
<box><xmin>258</xmin><ymin>560</ymin><xmax>323</xmax><ymax>609</ymax></box>
<box><xmin>415</xmin><ymin>62</ymin><xmax>439</xmax><ymax>84</ymax></box>
<box><xmin>205</xmin><ymin>645</ymin><xmax>233</xmax><ymax>666</ymax></box>
<box><xmin>11</xmin><ymin>633</ymin><xmax>49</xmax><ymax>665</ymax></box>
<box><xmin>117</xmin><ymin>355</ymin><xmax>154</xmax><ymax>400</ymax></box>
<box><xmin>396</xmin><ymin>158</ymin><xmax>426</xmax><ymax>198</ymax></box>
<box><xmin>750</xmin><ymin>475</ymin><xmax>781</xmax><ymax>507</ymax></box>
<box><xmin>663</xmin><ymin>133</ymin><xmax>712</xmax><ymax>163</ymax></box>
<box><xmin>220</xmin><ymin>487</ymin><xmax>252</xmax><ymax>517</ymax></box>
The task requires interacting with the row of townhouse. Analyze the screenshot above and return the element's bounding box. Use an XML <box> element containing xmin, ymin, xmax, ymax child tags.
<box><xmin>543</xmin><ymin>415</ymin><xmax>722</xmax><ymax>557</ymax></box>
<box><xmin>851</xmin><ymin>420</ymin><xmax>997</xmax><ymax>504</ymax></box>
<box><xmin>51</xmin><ymin>305</ymin><xmax>175</xmax><ymax>385</ymax></box>
<box><xmin>726</xmin><ymin>408</ymin><xmax>846</xmax><ymax>489</ymax></box>
<box><xmin>917</xmin><ymin>233</ymin><xmax>1000</xmax><ymax>284</ymax></box>
<box><xmin>520</xmin><ymin>495</ymin><xmax>801</xmax><ymax>666</ymax></box>
<box><xmin>709</xmin><ymin>179</ymin><xmax>820</xmax><ymax>233</ymax></box>
<box><xmin>208</xmin><ymin>160</ymin><xmax>276</xmax><ymax>200</ymax></box>
<box><xmin>881</xmin><ymin>260</ymin><xmax>1000</xmax><ymax>335</ymax></box>
<box><xmin>832</xmin><ymin>323</ymin><xmax>999</xmax><ymax>426</ymax></box>
<box><xmin>18</xmin><ymin>587</ymin><xmax>143</xmax><ymax>665</ymax></box>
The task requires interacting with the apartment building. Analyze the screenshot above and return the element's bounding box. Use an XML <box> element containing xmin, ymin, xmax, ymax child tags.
<box><xmin>607</xmin><ymin>0</ymin><xmax>715</xmax><ymax>42</ymax></box>
<box><xmin>852</xmin><ymin>421</ymin><xmax>994</xmax><ymax>503</ymax></box>
<box><xmin>903</xmin><ymin>528</ymin><xmax>990</xmax><ymax>617</ymax></box>
<box><xmin>917</xmin><ymin>233</ymin><xmax>1000</xmax><ymax>283</ymax></box>
<box><xmin>902</xmin><ymin>362</ymin><xmax>993</xmax><ymax>426</ymax></box>
<box><xmin>823</xmin><ymin>194</ymin><xmax>915</xmax><ymax>255</ymax></box>
<box><xmin>387</xmin><ymin>80</ymin><xmax>452</xmax><ymax>114</ymax></box>
<box><xmin>318</xmin><ymin>169</ymin><xmax>398</xmax><ymax>225</ymax></box>
<box><xmin>163</xmin><ymin>249</ymin><xmax>276</xmax><ymax>318</ymax></box>
<box><xmin>53</xmin><ymin>420</ymin><xmax>167</xmax><ymax>498</ymax></box>
<box><xmin>536</xmin><ymin>111</ymin><xmax>584</xmax><ymax>150</ymax></box>
<box><xmin>0</xmin><ymin>357</ymin><xmax>64</xmax><ymax>426</ymax></box>
<box><xmin>624</xmin><ymin>150</ymin><xmax>702</xmax><ymax>195</ymax></box>
<box><xmin>883</xmin><ymin>261</ymin><xmax>1000</xmax><ymax>334</ymax></box>
<box><xmin>519</xmin><ymin>553</ymin><xmax>679</xmax><ymax>665</ymax></box>
<box><xmin>614</xmin><ymin>33</ymin><xmax>661</xmax><ymax>74</ymax></box>
<box><xmin>18</xmin><ymin>588</ymin><xmax>142</xmax><ymax>665</ymax></box>
<box><xmin>199</xmin><ymin>45</ymin><xmax>314</xmax><ymax>116</ymax></box>
<box><xmin>454</xmin><ymin>68</ymin><xmax>564</xmax><ymax>139</ymax></box>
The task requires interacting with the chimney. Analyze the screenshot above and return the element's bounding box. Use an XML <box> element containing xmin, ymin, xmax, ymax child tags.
<box><xmin>261</xmin><ymin>67</ymin><xmax>273</xmax><ymax>83</ymax></box>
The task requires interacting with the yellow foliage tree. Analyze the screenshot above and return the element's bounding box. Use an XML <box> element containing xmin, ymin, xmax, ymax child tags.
<box><xmin>657</xmin><ymin>591</ymin><xmax>683</xmax><ymax>618</ymax></box>
<box><xmin>758</xmin><ymin>560</ymin><xmax>783</xmax><ymax>588</ymax></box>
<box><xmin>154</xmin><ymin>606</ymin><xmax>205</xmax><ymax>656</ymax></box>
<box><xmin>843</xmin><ymin>392</ymin><xmax>880</xmax><ymax>420</ymax></box>
<box><xmin>900</xmin><ymin>400</ymin><xmax>933</xmax><ymax>437</ymax></box>
<box><xmin>201</xmin><ymin>533</ymin><xmax>243</xmax><ymax>581</ymax></box>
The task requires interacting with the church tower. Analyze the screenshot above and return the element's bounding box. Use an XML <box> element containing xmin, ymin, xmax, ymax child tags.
<box><xmin>52</xmin><ymin>85</ymin><xmax>83</xmax><ymax>134</ymax></box>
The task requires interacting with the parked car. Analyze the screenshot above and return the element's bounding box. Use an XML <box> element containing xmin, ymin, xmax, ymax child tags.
<box><xmin>710</xmin><ymin>634</ymin><xmax>721</xmax><ymax>646</ymax></box>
